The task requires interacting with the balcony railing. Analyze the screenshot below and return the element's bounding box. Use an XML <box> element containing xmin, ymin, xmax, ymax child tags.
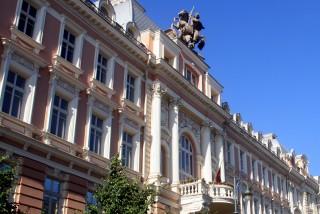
<box><xmin>80</xmin><ymin>0</ymin><xmax>153</xmax><ymax>57</ymax></box>
<box><xmin>180</xmin><ymin>180</ymin><xmax>208</xmax><ymax>196</ymax></box>
<box><xmin>180</xmin><ymin>180</ymin><xmax>234</xmax><ymax>204</ymax></box>
<box><xmin>209</xmin><ymin>184</ymin><xmax>234</xmax><ymax>203</ymax></box>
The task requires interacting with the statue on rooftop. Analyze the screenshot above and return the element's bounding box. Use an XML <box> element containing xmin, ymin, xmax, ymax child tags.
<box><xmin>172</xmin><ymin>9</ymin><xmax>206</xmax><ymax>51</ymax></box>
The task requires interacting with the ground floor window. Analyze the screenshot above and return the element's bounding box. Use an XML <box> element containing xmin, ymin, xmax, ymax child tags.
<box><xmin>43</xmin><ymin>177</ymin><xmax>60</xmax><ymax>214</ymax></box>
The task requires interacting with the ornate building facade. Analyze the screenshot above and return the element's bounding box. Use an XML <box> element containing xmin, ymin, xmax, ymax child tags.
<box><xmin>0</xmin><ymin>0</ymin><xmax>319</xmax><ymax>213</ymax></box>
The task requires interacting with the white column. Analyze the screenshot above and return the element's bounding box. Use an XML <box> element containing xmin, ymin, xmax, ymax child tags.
<box><xmin>216</xmin><ymin>133</ymin><xmax>226</xmax><ymax>182</ymax></box>
<box><xmin>133</xmin><ymin>130</ymin><xmax>141</xmax><ymax>172</ymax></box>
<box><xmin>169</xmin><ymin>98</ymin><xmax>179</xmax><ymax>191</ymax></box>
<box><xmin>34</xmin><ymin>5</ymin><xmax>47</xmax><ymax>43</ymax></box>
<box><xmin>0</xmin><ymin>48</ymin><xmax>12</xmax><ymax>109</ymax></box>
<box><xmin>22</xmin><ymin>71</ymin><xmax>38</xmax><ymax>123</ymax></box>
<box><xmin>149</xmin><ymin>81</ymin><xmax>162</xmax><ymax>182</ymax></box>
<box><xmin>67</xmin><ymin>91</ymin><xmax>79</xmax><ymax>143</ymax></box>
<box><xmin>103</xmin><ymin>113</ymin><xmax>113</xmax><ymax>159</ymax></box>
<box><xmin>201</xmin><ymin>124</ymin><xmax>212</xmax><ymax>183</ymax></box>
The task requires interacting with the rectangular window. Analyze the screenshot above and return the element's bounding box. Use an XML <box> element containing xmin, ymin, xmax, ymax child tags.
<box><xmin>126</xmin><ymin>74</ymin><xmax>135</xmax><ymax>102</ymax></box>
<box><xmin>60</xmin><ymin>29</ymin><xmax>75</xmax><ymax>63</ymax></box>
<box><xmin>96</xmin><ymin>54</ymin><xmax>108</xmax><ymax>84</ymax></box>
<box><xmin>86</xmin><ymin>191</ymin><xmax>97</xmax><ymax>207</ymax></box>
<box><xmin>184</xmin><ymin>68</ymin><xmax>197</xmax><ymax>86</ymax></box>
<box><xmin>89</xmin><ymin>115</ymin><xmax>103</xmax><ymax>154</ymax></box>
<box><xmin>240</xmin><ymin>150</ymin><xmax>245</xmax><ymax>172</ymax></box>
<box><xmin>43</xmin><ymin>177</ymin><xmax>60</xmax><ymax>214</ymax></box>
<box><xmin>226</xmin><ymin>142</ymin><xmax>232</xmax><ymax>164</ymax></box>
<box><xmin>252</xmin><ymin>160</ymin><xmax>256</xmax><ymax>179</ymax></box>
<box><xmin>50</xmin><ymin>95</ymin><xmax>68</xmax><ymax>138</ymax></box>
<box><xmin>17</xmin><ymin>1</ymin><xmax>37</xmax><ymax>37</ymax></box>
<box><xmin>122</xmin><ymin>132</ymin><xmax>133</xmax><ymax>168</ymax></box>
<box><xmin>2</xmin><ymin>71</ymin><xmax>25</xmax><ymax>118</ymax></box>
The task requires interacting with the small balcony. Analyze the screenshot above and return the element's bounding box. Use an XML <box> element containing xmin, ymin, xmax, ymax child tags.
<box><xmin>209</xmin><ymin>184</ymin><xmax>234</xmax><ymax>204</ymax></box>
<box><xmin>180</xmin><ymin>180</ymin><xmax>234</xmax><ymax>214</ymax></box>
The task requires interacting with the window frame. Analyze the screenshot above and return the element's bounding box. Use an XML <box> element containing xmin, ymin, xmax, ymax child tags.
<box><xmin>0</xmin><ymin>51</ymin><xmax>38</xmax><ymax>124</ymax></box>
<box><xmin>56</xmin><ymin>17</ymin><xmax>85</xmax><ymax>68</ymax></box>
<box><xmin>44</xmin><ymin>75</ymin><xmax>80</xmax><ymax>143</ymax></box>
<box><xmin>13</xmin><ymin>0</ymin><xmax>48</xmax><ymax>43</ymax></box>
<box><xmin>179</xmin><ymin>135</ymin><xmax>194</xmax><ymax>180</ymax></box>
<box><xmin>60</xmin><ymin>29</ymin><xmax>76</xmax><ymax>63</ymax></box>
<box><xmin>89</xmin><ymin>114</ymin><xmax>104</xmax><ymax>155</ymax></box>
<box><xmin>122</xmin><ymin>63</ymin><xmax>142</xmax><ymax>107</ymax></box>
<box><xmin>2</xmin><ymin>70</ymin><xmax>26</xmax><ymax>119</ymax></box>
<box><xmin>43</xmin><ymin>177</ymin><xmax>61</xmax><ymax>214</ymax></box>
<box><xmin>121</xmin><ymin>131</ymin><xmax>133</xmax><ymax>169</ymax></box>
<box><xmin>49</xmin><ymin>94</ymin><xmax>69</xmax><ymax>139</ymax></box>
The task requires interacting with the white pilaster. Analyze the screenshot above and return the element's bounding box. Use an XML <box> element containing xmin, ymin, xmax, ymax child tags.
<box><xmin>216</xmin><ymin>133</ymin><xmax>226</xmax><ymax>182</ymax></box>
<box><xmin>22</xmin><ymin>71</ymin><xmax>38</xmax><ymax>123</ymax></box>
<box><xmin>0</xmin><ymin>48</ymin><xmax>12</xmax><ymax>109</ymax></box>
<box><xmin>74</xmin><ymin>33</ymin><xmax>84</xmax><ymax>68</ymax></box>
<box><xmin>44</xmin><ymin>75</ymin><xmax>57</xmax><ymax>134</ymax></box>
<box><xmin>133</xmin><ymin>130</ymin><xmax>141</xmax><ymax>172</ymax></box>
<box><xmin>201</xmin><ymin>124</ymin><xmax>212</xmax><ymax>183</ymax></box>
<box><xmin>34</xmin><ymin>5</ymin><xmax>47</xmax><ymax>43</ymax></box>
<box><xmin>149</xmin><ymin>81</ymin><xmax>162</xmax><ymax>182</ymax></box>
<box><xmin>103</xmin><ymin>114</ymin><xmax>113</xmax><ymax>159</ymax></box>
<box><xmin>67</xmin><ymin>91</ymin><xmax>79</xmax><ymax>143</ymax></box>
<box><xmin>169</xmin><ymin>98</ymin><xmax>179</xmax><ymax>191</ymax></box>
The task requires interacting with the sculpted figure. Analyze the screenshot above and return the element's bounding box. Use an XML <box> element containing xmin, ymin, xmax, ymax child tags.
<box><xmin>172</xmin><ymin>9</ymin><xmax>206</xmax><ymax>51</ymax></box>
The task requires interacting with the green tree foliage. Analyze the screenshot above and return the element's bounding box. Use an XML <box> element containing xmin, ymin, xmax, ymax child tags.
<box><xmin>87</xmin><ymin>156</ymin><xmax>155</xmax><ymax>214</ymax></box>
<box><xmin>0</xmin><ymin>155</ymin><xmax>19</xmax><ymax>214</ymax></box>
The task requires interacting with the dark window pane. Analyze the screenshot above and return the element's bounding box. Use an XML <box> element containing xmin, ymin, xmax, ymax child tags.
<box><xmin>21</xmin><ymin>1</ymin><xmax>28</xmax><ymax>12</ymax></box>
<box><xmin>16</xmin><ymin>75</ymin><xmax>25</xmax><ymax>88</ymax></box>
<box><xmin>7</xmin><ymin>71</ymin><xmax>15</xmax><ymax>83</ymax></box>
<box><xmin>2</xmin><ymin>87</ymin><xmax>13</xmax><ymax>114</ymax></box>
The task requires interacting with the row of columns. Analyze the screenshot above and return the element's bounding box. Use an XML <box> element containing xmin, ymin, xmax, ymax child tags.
<box><xmin>149</xmin><ymin>81</ymin><xmax>225</xmax><ymax>189</ymax></box>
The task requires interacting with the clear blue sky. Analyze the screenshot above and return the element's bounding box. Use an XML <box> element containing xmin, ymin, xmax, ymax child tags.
<box><xmin>139</xmin><ymin>0</ymin><xmax>320</xmax><ymax>176</ymax></box>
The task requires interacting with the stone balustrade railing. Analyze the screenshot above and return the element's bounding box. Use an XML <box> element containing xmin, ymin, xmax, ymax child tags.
<box><xmin>180</xmin><ymin>180</ymin><xmax>208</xmax><ymax>196</ymax></box>
<box><xmin>209</xmin><ymin>184</ymin><xmax>234</xmax><ymax>201</ymax></box>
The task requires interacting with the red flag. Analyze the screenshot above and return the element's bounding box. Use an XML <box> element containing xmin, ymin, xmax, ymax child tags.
<box><xmin>215</xmin><ymin>167</ymin><xmax>221</xmax><ymax>184</ymax></box>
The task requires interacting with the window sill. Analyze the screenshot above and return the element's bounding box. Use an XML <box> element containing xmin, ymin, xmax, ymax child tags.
<box><xmin>10</xmin><ymin>26</ymin><xmax>45</xmax><ymax>54</ymax></box>
<box><xmin>43</xmin><ymin>132</ymin><xmax>82</xmax><ymax>157</ymax></box>
<box><xmin>53</xmin><ymin>55</ymin><xmax>84</xmax><ymax>79</ymax></box>
<box><xmin>121</xmin><ymin>98</ymin><xmax>142</xmax><ymax>114</ymax></box>
<box><xmin>0</xmin><ymin>112</ymin><xmax>40</xmax><ymax>138</ymax></box>
<box><xmin>90</xmin><ymin>79</ymin><xmax>115</xmax><ymax>99</ymax></box>
<box><xmin>83</xmin><ymin>149</ymin><xmax>108</xmax><ymax>169</ymax></box>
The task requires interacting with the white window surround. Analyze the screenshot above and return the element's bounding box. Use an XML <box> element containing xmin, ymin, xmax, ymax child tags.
<box><xmin>119</xmin><ymin>118</ymin><xmax>141</xmax><ymax>172</ymax></box>
<box><xmin>226</xmin><ymin>141</ymin><xmax>235</xmax><ymax>166</ymax></box>
<box><xmin>0</xmin><ymin>49</ymin><xmax>38</xmax><ymax>124</ymax></box>
<box><xmin>122</xmin><ymin>63</ymin><xmax>142</xmax><ymax>108</ymax></box>
<box><xmin>56</xmin><ymin>16</ymin><xmax>85</xmax><ymax>69</ymax></box>
<box><xmin>13</xmin><ymin>0</ymin><xmax>48</xmax><ymax>44</ymax></box>
<box><xmin>44</xmin><ymin>74</ymin><xmax>79</xmax><ymax>144</ymax></box>
<box><xmin>84</xmin><ymin>96</ymin><xmax>112</xmax><ymax>159</ymax></box>
<box><xmin>92</xmin><ymin>41</ymin><xmax>117</xmax><ymax>91</ymax></box>
<box><xmin>182</xmin><ymin>57</ymin><xmax>203</xmax><ymax>90</ymax></box>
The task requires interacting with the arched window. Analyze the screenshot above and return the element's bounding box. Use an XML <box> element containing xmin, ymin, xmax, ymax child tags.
<box><xmin>179</xmin><ymin>135</ymin><xmax>193</xmax><ymax>180</ymax></box>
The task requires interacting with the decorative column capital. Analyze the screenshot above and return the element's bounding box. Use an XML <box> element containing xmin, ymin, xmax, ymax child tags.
<box><xmin>169</xmin><ymin>97</ymin><xmax>181</xmax><ymax>108</ymax></box>
<box><xmin>152</xmin><ymin>81</ymin><xmax>166</xmax><ymax>97</ymax></box>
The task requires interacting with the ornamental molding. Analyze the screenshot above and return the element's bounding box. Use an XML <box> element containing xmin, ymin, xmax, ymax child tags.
<box><xmin>179</xmin><ymin>112</ymin><xmax>200</xmax><ymax>143</ymax></box>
